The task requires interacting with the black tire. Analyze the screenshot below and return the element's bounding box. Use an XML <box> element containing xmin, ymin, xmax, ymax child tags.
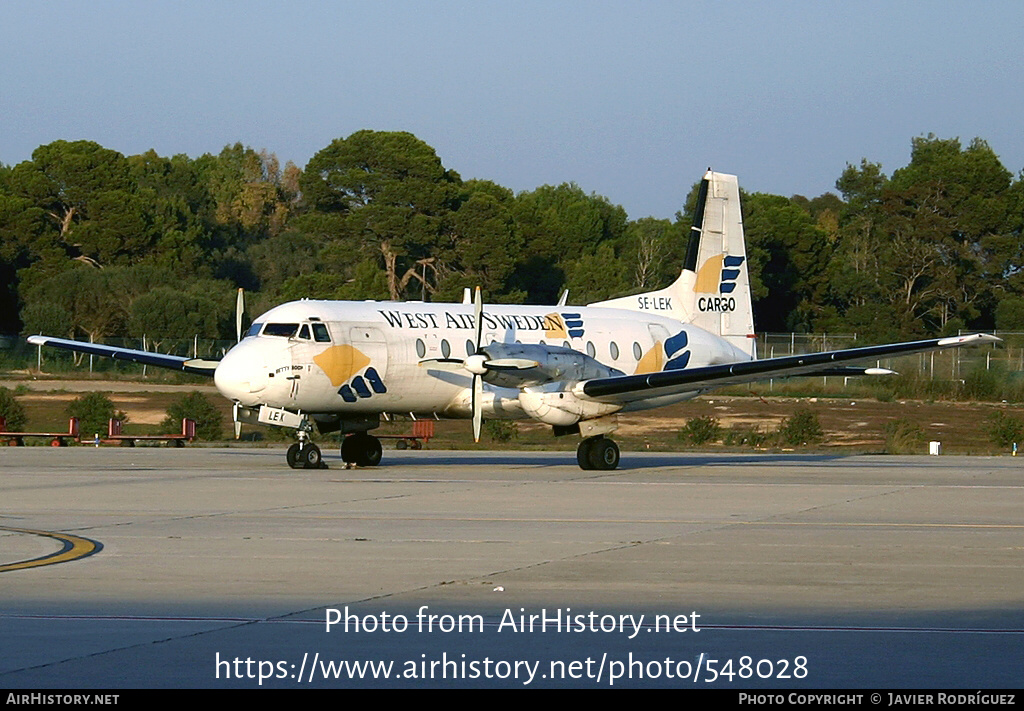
<box><xmin>576</xmin><ymin>438</ymin><xmax>595</xmax><ymax>470</ymax></box>
<box><xmin>396</xmin><ymin>439</ymin><xmax>407</xmax><ymax>450</ymax></box>
<box><xmin>588</xmin><ymin>438</ymin><xmax>620</xmax><ymax>470</ymax></box>
<box><xmin>341</xmin><ymin>435</ymin><xmax>360</xmax><ymax>463</ymax></box>
<box><xmin>286</xmin><ymin>443</ymin><xmax>303</xmax><ymax>469</ymax></box>
<box><xmin>303</xmin><ymin>444</ymin><xmax>322</xmax><ymax>469</ymax></box>
<box><xmin>358</xmin><ymin>436</ymin><xmax>383</xmax><ymax>467</ymax></box>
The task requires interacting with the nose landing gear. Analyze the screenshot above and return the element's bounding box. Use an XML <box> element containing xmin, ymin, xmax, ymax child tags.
<box><xmin>286</xmin><ymin>424</ymin><xmax>327</xmax><ymax>469</ymax></box>
<box><xmin>287</xmin><ymin>440</ymin><xmax>325</xmax><ymax>469</ymax></box>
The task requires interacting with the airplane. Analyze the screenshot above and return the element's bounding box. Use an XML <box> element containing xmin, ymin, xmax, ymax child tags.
<box><xmin>28</xmin><ymin>170</ymin><xmax>1000</xmax><ymax>470</ymax></box>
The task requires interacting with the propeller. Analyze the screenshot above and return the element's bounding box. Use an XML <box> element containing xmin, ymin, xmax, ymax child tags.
<box><xmin>417</xmin><ymin>288</ymin><xmax>538</xmax><ymax>442</ymax></box>
<box><xmin>471</xmin><ymin>287</ymin><xmax>484</xmax><ymax>442</ymax></box>
<box><xmin>234</xmin><ymin>287</ymin><xmax>245</xmax><ymax>440</ymax></box>
<box><xmin>235</xmin><ymin>288</ymin><xmax>245</xmax><ymax>343</ymax></box>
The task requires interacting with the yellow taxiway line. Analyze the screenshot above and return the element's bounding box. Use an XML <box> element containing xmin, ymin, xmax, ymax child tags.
<box><xmin>0</xmin><ymin>526</ymin><xmax>102</xmax><ymax>573</ymax></box>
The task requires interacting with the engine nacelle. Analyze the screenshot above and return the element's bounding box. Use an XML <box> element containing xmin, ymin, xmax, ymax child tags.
<box><xmin>518</xmin><ymin>388</ymin><xmax>621</xmax><ymax>426</ymax></box>
<box><xmin>480</xmin><ymin>342</ymin><xmax>622</xmax><ymax>388</ymax></box>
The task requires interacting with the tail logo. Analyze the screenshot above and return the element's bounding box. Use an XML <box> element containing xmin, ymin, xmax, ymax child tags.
<box><xmin>545</xmin><ymin>312</ymin><xmax>585</xmax><ymax>340</ymax></box>
<box><xmin>694</xmin><ymin>254</ymin><xmax>745</xmax><ymax>294</ymax></box>
<box><xmin>719</xmin><ymin>256</ymin><xmax>745</xmax><ymax>293</ymax></box>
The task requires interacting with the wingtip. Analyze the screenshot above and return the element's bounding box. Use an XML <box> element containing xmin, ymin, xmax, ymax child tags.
<box><xmin>937</xmin><ymin>333</ymin><xmax>1002</xmax><ymax>347</ymax></box>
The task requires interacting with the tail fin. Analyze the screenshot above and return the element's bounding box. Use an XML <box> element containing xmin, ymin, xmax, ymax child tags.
<box><xmin>591</xmin><ymin>170</ymin><xmax>756</xmax><ymax>357</ymax></box>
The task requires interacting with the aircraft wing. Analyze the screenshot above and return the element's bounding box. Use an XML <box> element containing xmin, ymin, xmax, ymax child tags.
<box><xmin>579</xmin><ymin>333</ymin><xmax>1001</xmax><ymax>403</ymax></box>
<box><xmin>26</xmin><ymin>336</ymin><xmax>219</xmax><ymax>377</ymax></box>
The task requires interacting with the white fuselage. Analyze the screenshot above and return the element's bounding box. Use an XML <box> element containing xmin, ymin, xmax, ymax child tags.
<box><xmin>213</xmin><ymin>299</ymin><xmax>752</xmax><ymax>421</ymax></box>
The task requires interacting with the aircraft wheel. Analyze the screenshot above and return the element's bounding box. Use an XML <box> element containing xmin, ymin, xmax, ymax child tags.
<box><xmin>396</xmin><ymin>439</ymin><xmax>407</xmax><ymax>450</ymax></box>
<box><xmin>340</xmin><ymin>435</ymin><xmax>360</xmax><ymax>463</ymax></box>
<box><xmin>357</xmin><ymin>436</ymin><xmax>382</xmax><ymax>467</ymax></box>
<box><xmin>303</xmin><ymin>443</ymin><xmax>322</xmax><ymax>469</ymax></box>
<box><xmin>588</xmin><ymin>437</ymin><xmax>620</xmax><ymax>471</ymax></box>
<box><xmin>576</xmin><ymin>438</ymin><xmax>595</xmax><ymax>470</ymax></box>
<box><xmin>341</xmin><ymin>433</ymin><xmax>381</xmax><ymax>466</ymax></box>
<box><xmin>286</xmin><ymin>443</ymin><xmax>303</xmax><ymax>469</ymax></box>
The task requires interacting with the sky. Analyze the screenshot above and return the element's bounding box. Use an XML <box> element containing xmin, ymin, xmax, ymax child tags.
<box><xmin>2</xmin><ymin>1</ymin><xmax>1023</xmax><ymax>221</ymax></box>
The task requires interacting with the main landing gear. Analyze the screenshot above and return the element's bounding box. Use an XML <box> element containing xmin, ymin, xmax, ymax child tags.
<box><xmin>287</xmin><ymin>432</ymin><xmax>383</xmax><ymax>469</ymax></box>
<box><xmin>341</xmin><ymin>432</ymin><xmax>383</xmax><ymax>467</ymax></box>
<box><xmin>576</xmin><ymin>435</ymin><xmax>620</xmax><ymax>471</ymax></box>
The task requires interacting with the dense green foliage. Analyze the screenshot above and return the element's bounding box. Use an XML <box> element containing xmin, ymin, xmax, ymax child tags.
<box><xmin>778</xmin><ymin>408</ymin><xmax>824</xmax><ymax>446</ymax></box>
<box><xmin>2</xmin><ymin>131</ymin><xmax>1022</xmax><ymax>342</ymax></box>
<box><xmin>65</xmin><ymin>392</ymin><xmax>126</xmax><ymax>438</ymax></box>
<box><xmin>483</xmin><ymin>419</ymin><xmax>518</xmax><ymax>443</ymax></box>
<box><xmin>0</xmin><ymin>387</ymin><xmax>27</xmax><ymax>431</ymax></box>
<box><xmin>985</xmin><ymin>411</ymin><xmax>1023</xmax><ymax>449</ymax></box>
<box><xmin>679</xmin><ymin>415</ymin><xmax>721</xmax><ymax>445</ymax></box>
<box><xmin>161</xmin><ymin>392</ymin><xmax>224</xmax><ymax>441</ymax></box>
<box><xmin>884</xmin><ymin>418</ymin><xmax>926</xmax><ymax>454</ymax></box>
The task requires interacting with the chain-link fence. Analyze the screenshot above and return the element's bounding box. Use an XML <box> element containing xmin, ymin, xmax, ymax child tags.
<box><xmin>0</xmin><ymin>335</ymin><xmax>237</xmax><ymax>378</ymax></box>
<box><xmin>757</xmin><ymin>331</ymin><xmax>1022</xmax><ymax>382</ymax></box>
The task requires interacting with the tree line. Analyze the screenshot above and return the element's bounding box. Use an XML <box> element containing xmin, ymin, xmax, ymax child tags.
<box><xmin>1</xmin><ymin>131</ymin><xmax>1021</xmax><ymax>345</ymax></box>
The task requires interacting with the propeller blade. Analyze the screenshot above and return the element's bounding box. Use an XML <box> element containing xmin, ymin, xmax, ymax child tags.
<box><xmin>235</xmin><ymin>288</ymin><xmax>245</xmax><ymax>343</ymax></box>
<box><xmin>472</xmin><ymin>373</ymin><xmax>483</xmax><ymax>443</ymax></box>
<box><xmin>473</xmin><ymin>286</ymin><xmax>484</xmax><ymax>352</ymax></box>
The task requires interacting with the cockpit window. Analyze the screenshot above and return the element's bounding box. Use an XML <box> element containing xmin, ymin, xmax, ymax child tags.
<box><xmin>312</xmin><ymin>323</ymin><xmax>331</xmax><ymax>342</ymax></box>
<box><xmin>297</xmin><ymin>324</ymin><xmax>311</xmax><ymax>340</ymax></box>
<box><xmin>246</xmin><ymin>322</ymin><xmax>263</xmax><ymax>338</ymax></box>
<box><xmin>263</xmin><ymin>323</ymin><xmax>299</xmax><ymax>337</ymax></box>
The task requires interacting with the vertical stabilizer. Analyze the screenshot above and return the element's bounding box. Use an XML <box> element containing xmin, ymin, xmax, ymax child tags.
<box><xmin>591</xmin><ymin>170</ymin><xmax>756</xmax><ymax>357</ymax></box>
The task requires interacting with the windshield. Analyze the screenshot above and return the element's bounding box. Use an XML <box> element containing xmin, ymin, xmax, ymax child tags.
<box><xmin>262</xmin><ymin>323</ymin><xmax>299</xmax><ymax>337</ymax></box>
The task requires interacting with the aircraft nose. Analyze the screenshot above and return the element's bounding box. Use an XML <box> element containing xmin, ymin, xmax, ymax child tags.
<box><xmin>214</xmin><ymin>344</ymin><xmax>266</xmax><ymax>404</ymax></box>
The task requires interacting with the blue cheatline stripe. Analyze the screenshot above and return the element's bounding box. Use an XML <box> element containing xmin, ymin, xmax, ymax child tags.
<box><xmin>338</xmin><ymin>385</ymin><xmax>357</xmax><ymax>402</ymax></box>
<box><xmin>721</xmin><ymin>269</ymin><xmax>741</xmax><ymax>281</ymax></box>
<box><xmin>720</xmin><ymin>282</ymin><xmax>736</xmax><ymax>293</ymax></box>
<box><xmin>724</xmin><ymin>255</ymin><xmax>745</xmax><ymax>267</ymax></box>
